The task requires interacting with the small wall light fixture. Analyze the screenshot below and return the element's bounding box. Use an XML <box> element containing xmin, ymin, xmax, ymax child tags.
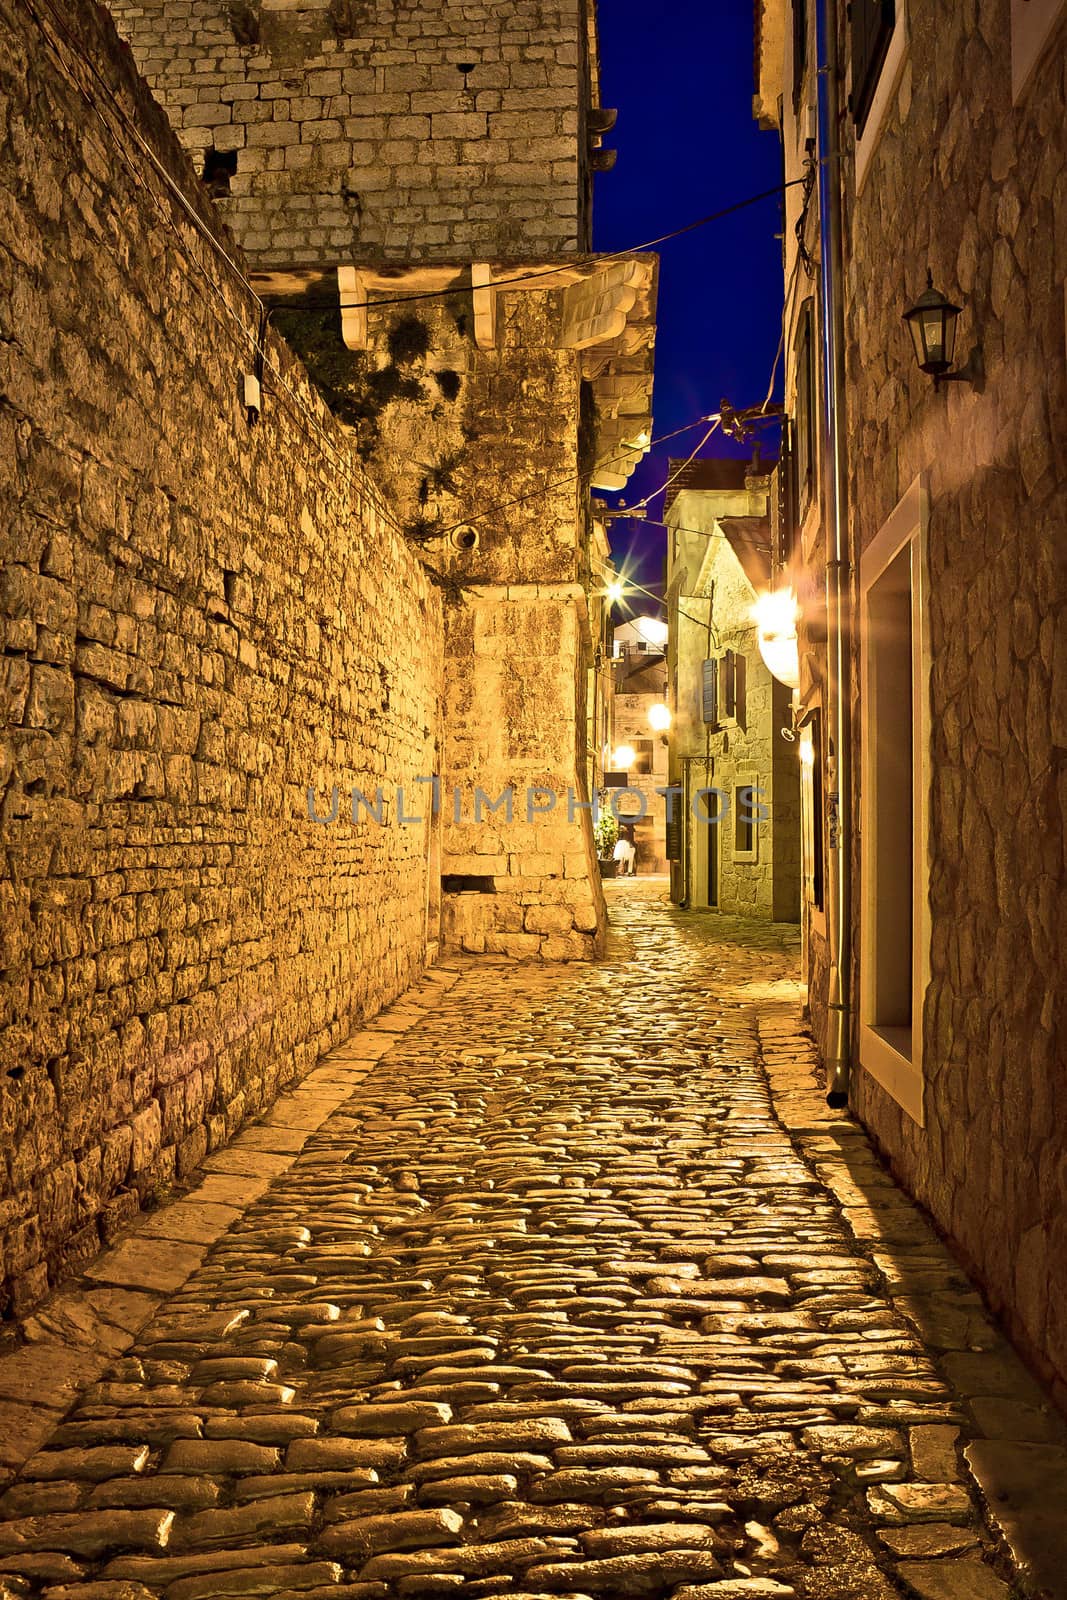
<box><xmin>903</xmin><ymin>270</ymin><xmax>970</xmax><ymax>388</ymax></box>
<box><xmin>457</xmin><ymin>62</ymin><xmax>476</xmax><ymax>90</ymax></box>
<box><xmin>647</xmin><ymin>703</ymin><xmax>671</xmax><ymax>732</ymax></box>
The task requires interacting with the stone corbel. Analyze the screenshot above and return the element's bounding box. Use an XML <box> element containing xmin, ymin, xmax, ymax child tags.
<box><xmin>337</xmin><ymin>266</ymin><xmax>368</xmax><ymax>351</ymax></box>
<box><xmin>560</xmin><ymin>260</ymin><xmax>650</xmax><ymax>350</ymax></box>
<box><xmin>471</xmin><ymin>263</ymin><xmax>496</xmax><ymax>350</ymax></box>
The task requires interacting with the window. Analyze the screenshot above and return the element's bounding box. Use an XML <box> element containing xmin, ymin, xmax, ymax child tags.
<box><xmin>794</xmin><ymin>302</ymin><xmax>817</xmax><ymax>515</ymax></box>
<box><xmin>1011</xmin><ymin>0</ymin><xmax>1066</xmax><ymax>101</ymax></box>
<box><xmin>858</xmin><ymin>475</ymin><xmax>930</xmax><ymax>1126</ymax></box>
<box><xmin>723</xmin><ymin>649</ymin><xmax>746</xmax><ymax>727</ymax></box>
<box><xmin>632</xmin><ymin>738</ymin><xmax>654</xmax><ymax>775</ymax></box>
<box><xmin>734</xmin><ymin>778</ymin><xmax>759</xmax><ymax>864</ymax></box>
<box><xmin>799</xmin><ymin>711</ymin><xmax>824</xmax><ymax>912</ymax></box>
<box><xmin>849</xmin><ymin>0</ymin><xmax>896</xmax><ymax>135</ymax></box>
<box><xmin>852</xmin><ymin>0</ymin><xmax>909</xmax><ymax>193</ymax></box>
<box><xmin>202</xmin><ymin>146</ymin><xmax>238</xmax><ymax>197</ymax></box>
<box><xmin>792</xmin><ymin>0</ymin><xmax>807</xmax><ymax>112</ymax></box>
<box><xmin>777</xmin><ymin>418</ymin><xmax>800</xmax><ymax>568</ymax></box>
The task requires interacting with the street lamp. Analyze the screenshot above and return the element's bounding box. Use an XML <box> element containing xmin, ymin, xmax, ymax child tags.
<box><xmin>606</xmin><ymin>579</ymin><xmax>626</xmax><ymax>604</ymax></box>
<box><xmin>611</xmin><ymin>745</ymin><xmax>636</xmax><ymax>769</ymax></box>
<box><xmin>903</xmin><ymin>271</ymin><xmax>969</xmax><ymax>387</ymax></box>
<box><xmin>647</xmin><ymin>703</ymin><xmax>671</xmax><ymax>732</ymax></box>
<box><xmin>752</xmin><ymin>589</ymin><xmax>800</xmax><ymax>689</ymax></box>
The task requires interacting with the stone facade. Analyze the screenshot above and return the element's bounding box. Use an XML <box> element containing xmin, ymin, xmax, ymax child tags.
<box><xmin>755</xmin><ymin>0</ymin><xmax>1067</xmax><ymax>1409</ymax></box>
<box><xmin>0</xmin><ymin>0</ymin><xmax>443</xmax><ymax>1315</ymax></box>
<box><xmin>105</xmin><ymin>0</ymin><xmax>605</xmax><ymax>265</ymax></box>
<box><xmin>666</xmin><ymin>469</ymin><xmax>801</xmax><ymax>922</ymax></box>
<box><xmin>101</xmin><ymin>0</ymin><xmax>657</xmax><ymax>965</ymax></box>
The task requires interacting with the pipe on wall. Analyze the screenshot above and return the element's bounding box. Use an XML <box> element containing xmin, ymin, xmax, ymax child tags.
<box><xmin>814</xmin><ymin>0</ymin><xmax>853</xmax><ymax>1106</ymax></box>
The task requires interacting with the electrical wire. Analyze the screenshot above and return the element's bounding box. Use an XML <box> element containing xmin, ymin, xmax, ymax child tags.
<box><xmin>632</xmin><ymin>418</ymin><xmax>722</xmax><ymax>512</ymax></box>
<box><xmin>23</xmin><ymin>0</ymin><xmax>785</xmax><ymax>574</ymax></box>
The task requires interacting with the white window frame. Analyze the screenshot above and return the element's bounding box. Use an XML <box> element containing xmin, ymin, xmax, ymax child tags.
<box><xmin>854</xmin><ymin>0</ymin><xmax>910</xmax><ymax>196</ymax></box>
<box><xmin>858</xmin><ymin>473</ymin><xmax>931</xmax><ymax>1127</ymax></box>
<box><xmin>1011</xmin><ymin>0</ymin><xmax>1066</xmax><ymax>102</ymax></box>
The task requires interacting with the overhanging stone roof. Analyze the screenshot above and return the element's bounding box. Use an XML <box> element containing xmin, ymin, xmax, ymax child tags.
<box><xmin>251</xmin><ymin>255</ymin><xmax>657</xmax><ymax>493</ymax></box>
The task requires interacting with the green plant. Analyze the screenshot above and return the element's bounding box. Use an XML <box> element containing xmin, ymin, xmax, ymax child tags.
<box><xmin>433</xmin><ymin>368</ymin><xmax>462</xmax><ymax>402</ymax></box>
<box><xmin>273</xmin><ymin>308</ymin><xmax>425</xmax><ymax>457</ymax></box>
<box><xmin>387</xmin><ymin>315</ymin><xmax>432</xmax><ymax>365</ymax></box>
<box><xmin>226</xmin><ymin>0</ymin><xmax>259</xmax><ymax>43</ymax></box>
<box><xmin>594</xmin><ymin>807</ymin><xmax>618</xmax><ymax>857</ymax></box>
<box><xmin>403</xmin><ymin>514</ymin><xmax>444</xmax><ymax>545</ymax></box>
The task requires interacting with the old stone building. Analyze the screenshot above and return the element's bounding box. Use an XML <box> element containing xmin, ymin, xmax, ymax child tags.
<box><xmin>607</xmin><ymin>617</ymin><xmax>670</xmax><ymax>874</ymax></box>
<box><xmin>754</xmin><ymin>0</ymin><xmax>1067</xmax><ymax>1408</ymax></box>
<box><xmin>0</xmin><ymin>0</ymin><xmax>655</xmax><ymax>1311</ymax></box>
<box><xmin>665</xmin><ymin>458</ymin><xmax>800</xmax><ymax>919</ymax></box>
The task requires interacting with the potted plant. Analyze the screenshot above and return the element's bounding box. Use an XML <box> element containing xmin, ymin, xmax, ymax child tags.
<box><xmin>594</xmin><ymin>807</ymin><xmax>619</xmax><ymax>877</ymax></box>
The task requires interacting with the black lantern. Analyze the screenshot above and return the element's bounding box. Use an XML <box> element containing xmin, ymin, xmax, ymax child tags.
<box><xmin>903</xmin><ymin>270</ymin><xmax>964</xmax><ymax>383</ymax></box>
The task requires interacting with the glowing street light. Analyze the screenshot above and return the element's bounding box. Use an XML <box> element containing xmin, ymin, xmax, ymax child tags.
<box><xmin>647</xmin><ymin>703</ymin><xmax>672</xmax><ymax>732</ymax></box>
<box><xmin>752</xmin><ymin>589</ymin><xmax>800</xmax><ymax>689</ymax></box>
<box><xmin>605</xmin><ymin>578</ymin><xmax>626</xmax><ymax>604</ymax></box>
<box><xmin>611</xmin><ymin>745</ymin><xmax>636</xmax><ymax>769</ymax></box>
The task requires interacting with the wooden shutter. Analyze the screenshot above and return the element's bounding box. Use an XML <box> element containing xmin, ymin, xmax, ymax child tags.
<box><xmin>778</xmin><ymin>418</ymin><xmax>800</xmax><ymax>567</ymax></box>
<box><xmin>723</xmin><ymin>650</ymin><xmax>737</xmax><ymax>720</ymax></box>
<box><xmin>794</xmin><ymin>301</ymin><xmax>817</xmax><ymax>513</ymax></box>
<box><xmin>733</xmin><ymin>652</ymin><xmax>747</xmax><ymax>729</ymax></box>
<box><xmin>792</xmin><ymin>0</ymin><xmax>807</xmax><ymax>111</ymax></box>
<box><xmin>701</xmin><ymin>658</ymin><xmax>718</xmax><ymax>725</ymax></box>
<box><xmin>849</xmin><ymin>0</ymin><xmax>895</xmax><ymax>133</ymax></box>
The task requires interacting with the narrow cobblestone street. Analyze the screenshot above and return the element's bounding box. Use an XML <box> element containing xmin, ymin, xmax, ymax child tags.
<box><xmin>0</xmin><ymin>884</ymin><xmax>1061</xmax><ymax>1600</ymax></box>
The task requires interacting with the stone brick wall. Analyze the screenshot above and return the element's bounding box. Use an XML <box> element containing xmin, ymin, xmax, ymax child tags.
<box><xmin>441</xmin><ymin>590</ymin><xmax>604</xmax><ymax>960</ymax></box>
<box><xmin>839</xmin><ymin>2</ymin><xmax>1067</xmax><ymax>1407</ymax></box>
<box><xmin>0</xmin><ymin>0</ymin><xmax>442</xmax><ymax>1315</ymax></box>
<box><xmin>104</xmin><ymin>0</ymin><xmax>598</xmax><ymax>266</ymax></box>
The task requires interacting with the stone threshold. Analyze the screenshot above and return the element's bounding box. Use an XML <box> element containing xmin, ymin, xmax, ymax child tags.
<box><xmin>754</xmin><ymin>1000</ymin><xmax>1067</xmax><ymax>1600</ymax></box>
<box><xmin>0</xmin><ymin>964</ymin><xmax>464</xmax><ymax>1489</ymax></box>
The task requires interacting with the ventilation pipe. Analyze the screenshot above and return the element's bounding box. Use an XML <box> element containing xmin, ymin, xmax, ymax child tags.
<box><xmin>815</xmin><ymin>0</ymin><xmax>853</xmax><ymax>1107</ymax></box>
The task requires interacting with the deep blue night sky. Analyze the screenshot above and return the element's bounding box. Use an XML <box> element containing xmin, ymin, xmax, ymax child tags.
<box><xmin>593</xmin><ymin>1</ymin><xmax>784</xmax><ymax>610</ymax></box>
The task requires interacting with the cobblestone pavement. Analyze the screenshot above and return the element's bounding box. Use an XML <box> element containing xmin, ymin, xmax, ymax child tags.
<box><xmin>0</xmin><ymin>884</ymin><xmax>1054</xmax><ymax>1599</ymax></box>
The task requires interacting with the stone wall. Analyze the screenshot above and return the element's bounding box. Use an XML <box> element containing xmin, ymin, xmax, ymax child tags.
<box><xmin>278</xmin><ymin>280</ymin><xmax>611</xmax><ymax>960</ymax></box>
<box><xmin>104</xmin><ymin>0</ymin><xmax>599</xmax><ymax>266</ymax></box>
<box><xmin>441</xmin><ymin>590</ymin><xmax>604</xmax><ymax>959</ymax></box>
<box><xmin>0</xmin><ymin>0</ymin><xmax>442</xmax><ymax>1315</ymax></box>
<box><xmin>840</xmin><ymin>2</ymin><xmax>1067</xmax><ymax>1407</ymax></box>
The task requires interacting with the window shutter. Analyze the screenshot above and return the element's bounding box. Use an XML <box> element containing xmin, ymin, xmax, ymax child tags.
<box><xmin>792</xmin><ymin>0</ymin><xmax>807</xmax><ymax>111</ymax></box>
<box><xmin>795</xmin><ymin>304</ymin><xmax>814</xmax><ymax>509</ymax></box>
<box><xmin>849</xmin><ymin>0</ymin><xmax>895</xmax><ymax>134</ymax></box>
<box><xmin>701</xmin><ymin>658</ymin><xmax>718</xmax><ymax>725</ymax></box>
<box><xmin>723</xmin><ymin>650</ymin><xmax>737</xmax><ymax>720</ymax></box>
<box><xmin>778</xmin><ymin>418</ymin><xmax>799</xmax><ymax>567</ymax></box>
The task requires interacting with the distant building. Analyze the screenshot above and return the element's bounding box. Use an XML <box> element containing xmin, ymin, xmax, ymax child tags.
<box><xmin>608</xmin><ymin>618</ymin><xmax>670</xmax><ymax>873</ymax></box>
<box><xmin>665</xmin><ymin>458</ymin><xmax>800</xmax><ymax>918</ymax></box>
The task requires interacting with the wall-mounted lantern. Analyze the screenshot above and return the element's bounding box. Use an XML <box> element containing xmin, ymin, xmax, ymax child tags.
<box><xmin>902</xmin><ymin>271</ymin><xmax>972</xmax><ymax>388</ymax></box>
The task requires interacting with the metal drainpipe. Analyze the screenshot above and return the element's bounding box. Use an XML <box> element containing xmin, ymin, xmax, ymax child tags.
<box><xmin>815</xmin><ymin>0</ymin><xmax>853</xmax><ymax>1107</ymax></box>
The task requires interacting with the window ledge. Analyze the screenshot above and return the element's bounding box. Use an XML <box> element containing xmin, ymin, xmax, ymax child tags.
<box><xmin>860</xmin><ymin>1022</ymin><xmax>924</xmax><ymax>1125</ymax></box>
<box><xmin>854</xmin><ymin>5</ymin><xmax>910</xmax><ymax>197</ymax></box>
